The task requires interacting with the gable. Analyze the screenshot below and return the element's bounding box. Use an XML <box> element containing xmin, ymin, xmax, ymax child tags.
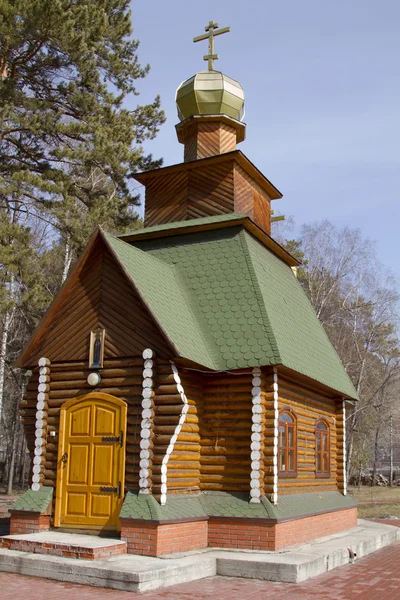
<box><xmin>20</xmin><ymin>237</ymin><xmax>173</xmax><ymax>368</ymax></box>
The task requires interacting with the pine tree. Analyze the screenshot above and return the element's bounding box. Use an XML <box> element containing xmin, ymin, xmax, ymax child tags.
<box><xmin>0</xmin><ymin>1</ymin><xmax>165</xmax><ymax>490</ymax></box>
<box><xmin>0</xmin><ymin>0</ymin><xmax>165</xmax><ymax>261</ymax></box>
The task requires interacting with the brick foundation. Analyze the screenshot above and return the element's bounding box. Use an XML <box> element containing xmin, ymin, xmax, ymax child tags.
<box><xmin>121</xmin><ymin>507</ymin><xmax>357</xmax><ymax>556</ymax></box>
<box><xmin>9</xmin><ymin>512</ymin><xmax>51</xmax><ymax>535</ymax></box>
<box><xmin>121</xmin><ymin>518</ymin><xmax>208</xmax><ymax>556</ymax></box>
<box><xmin>2</xmin><ymin>536</ymin><xmax>126</xmax><ymax>559</ymax></box>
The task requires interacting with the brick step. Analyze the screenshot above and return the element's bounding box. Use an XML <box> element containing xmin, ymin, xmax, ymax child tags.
<box><xmin>1</xmin><ymin>531</ymin><xmax>127</xmax><ymax>560</ymax></box>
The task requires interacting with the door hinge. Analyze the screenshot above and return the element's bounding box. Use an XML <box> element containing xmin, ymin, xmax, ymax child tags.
<box><xmin>102</xmin><ymin>430</ymin><xmax>123</xmax><ymax>447</ymax></box>
<box><xmin>99</xmin><ymin>482</ymin><xmax>121</xmax><ymax>497</ymax></box>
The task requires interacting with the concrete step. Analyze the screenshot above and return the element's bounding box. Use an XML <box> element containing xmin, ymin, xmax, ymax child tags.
<box><xmin>0</xmin><ymin>520</ymin><xmax>398</xmax><ymax>592</ymax></box>
<box><xmin>0</xmin><ymin>548</ymin><xmax>217</xmax><ymax>592</ymax></box>
<box><xmin>215</xmin><ymin>519</ymin><xmax>400</xmax><ymax>583</ymax></box>
<box><xmin>1</xmin><ymin>531</ymin><xmax>127</xmax><ymax>560</ymax></box>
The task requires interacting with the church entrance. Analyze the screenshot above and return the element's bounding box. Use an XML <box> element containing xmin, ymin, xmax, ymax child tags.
<box><xmin>54</xmin><ymin>393</ymin><xmax>126</xmax><ymax>531</ymax></box>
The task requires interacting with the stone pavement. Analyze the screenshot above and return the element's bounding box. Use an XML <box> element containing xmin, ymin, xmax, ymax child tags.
<box><xmin>0</xmin><ymin>540</ymin><xmax>400</xmax><ymax>600</ymax></box>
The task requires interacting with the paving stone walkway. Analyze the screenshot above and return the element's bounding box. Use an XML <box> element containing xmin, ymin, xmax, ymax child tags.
<box><xmin>0</xmin><ymin>540</ymin><xmax>399</xmax><ymax>599</ymax></box>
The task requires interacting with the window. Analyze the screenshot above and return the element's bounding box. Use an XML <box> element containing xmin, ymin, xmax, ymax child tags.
<box><xmin>89</xmin><ymin>328</ymin><xmax>105</xmax><ymax>369</ymax></box>
<box><xmin>315</xmin><ymin>420</ymin><xmax>330</xmax><ymax>477</ymax></box>
<box><xmin>278</xmin><ymin>410</ymin><xmax>297</xmax><ymax>476</ymax></box>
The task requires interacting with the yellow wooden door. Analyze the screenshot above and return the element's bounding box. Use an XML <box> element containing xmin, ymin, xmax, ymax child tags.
<box><xmin>55</xmin><ymin>393</ymin><xmax>126</xmax><ymax>530</ymax></box>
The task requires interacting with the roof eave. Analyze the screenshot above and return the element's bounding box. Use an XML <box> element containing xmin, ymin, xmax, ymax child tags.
<box><xmin>121</xmin><ymin>215</ymin><xmax>300</xmax><ymax>268</ymax></box>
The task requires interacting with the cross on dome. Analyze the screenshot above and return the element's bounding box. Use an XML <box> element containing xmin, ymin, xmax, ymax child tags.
<box><xmin>193</xmin><ymin>20</ymin><xmax>230</xmax><ymax>71</ymax></box>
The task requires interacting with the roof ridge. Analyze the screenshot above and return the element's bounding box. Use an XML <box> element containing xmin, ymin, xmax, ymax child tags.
<box><xmin>239</xmin><ymin>230</ymin><xmax>282</xmax><ymax>364</ymax></box>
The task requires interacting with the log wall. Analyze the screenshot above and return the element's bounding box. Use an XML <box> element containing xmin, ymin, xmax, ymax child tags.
<box><xmin>277</xmin><ymin>376</ymin><xmax>338</xmax><ymax>495</ymax></box>
<box><xmin>152</xmin><ymin>363</ymin><xmax>202</xmax><ymax>499</ymax></box>
<box><xmin>261</xmin><ymin>371</ymin><xmax>276</xmax><ymax>498</ymax></box>
<box><xmin>335</xmin><ymin>400</ymin><xmax>346</xmax><ymax>495</ymax></box>
<box><xmin>22</xmin><ymin>357</ymin><xmax>145</xmax><ymax>499</ymax></box>
<box><xmin>24</xmin><ymin>239</ymin><xmax>172</xmax><ymax>368</ymax></box>
<box><xmin>21</xmin><ymin>360</ymin><xmax>344</xmax><ymax>505</ymax></box>
<box><xmin>199</xmin><ymin>372</ymin><xmax>253</xmax><ymax>492</ymax></box>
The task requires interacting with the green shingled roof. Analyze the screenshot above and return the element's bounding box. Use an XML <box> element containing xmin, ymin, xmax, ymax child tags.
<box><xmin>104</xmin><ymin>220</ymin><xmax>358</xmax><ymax>399</ymax></box>
<box><xmin>105</xmin><ymin>233</ymin><xmax>217</xmax><ymax>368</ymax></box>
<box><xmin>120</xmin><ymin>491</ymin><xmax>356</xmax><ymax>522</ymax></box>
<box><xmin>11</xmin><ymin>487</ymin><xmax>53</xmax><ymax>514</ymax></box>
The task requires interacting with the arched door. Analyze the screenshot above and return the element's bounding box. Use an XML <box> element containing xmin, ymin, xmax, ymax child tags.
<box><xmin>55</xmin><ymin>393</ymin><xmax>126</xmax><ymax>530</ymax></box>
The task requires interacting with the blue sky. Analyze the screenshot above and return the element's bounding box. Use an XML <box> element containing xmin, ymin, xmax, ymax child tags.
<box><xmin>128</xmin><ymin>1</ymin><xmax>400</xmax><ymax>278</ymax></box>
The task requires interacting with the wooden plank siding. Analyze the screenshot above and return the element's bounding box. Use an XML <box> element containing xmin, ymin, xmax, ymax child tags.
<box><xmin>183</xmin><ymin>122</ymin><xmax>237</xmax><ymax>162</ymax></box>
<box><xmin>276</xmin><ymin>376</ymin><xmax>339</xmax><ymax>495</ymax></box>
<box><xmin>234</xmin><ymin>164</ymin><xmax>271</xmax><ymax>235</ymax></box>
<box><xmin>24</xmin><ymin>239</ymin><xmax>173</xmax><ymax>368</ymax></box>
<box><xmin>142</xmin><ymin>157</ymin><xmax>273</xmax><ymax>236</ymax></box>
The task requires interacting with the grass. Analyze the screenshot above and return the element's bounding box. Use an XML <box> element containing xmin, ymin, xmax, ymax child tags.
<box><xmin>349</xmin><ymin>485</ymin><xmax>400</xmax><ymax>502</ymax></box>
<box><xmin>357</xmin><ymin>503</ymin><xmax>400</xmax><ymax>519</ymax></box>
<box><xmin>349</xmin><ymin>485</ymin><xmax>400</xmax><ymax>519</ymax></box>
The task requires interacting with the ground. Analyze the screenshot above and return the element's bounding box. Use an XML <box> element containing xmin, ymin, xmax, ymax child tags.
<box><xmin>0</xmin><ymin>540</ymin><xmax>400</xmax><ymax>599</ymax></box>
<box><xmin>1</xmin><ymin>488</ymin><xmax>399</xmax><ymax>597</ymax></box>
<box><xmin>349</xmin><ymin>485</ymin><xmax>400</xmax><ymax>519</ymax></box>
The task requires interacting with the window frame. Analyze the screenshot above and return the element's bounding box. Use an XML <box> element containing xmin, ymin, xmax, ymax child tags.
<box><xmin>278</xmin><ymin>409</ymin><xmax>297</xmax><ymax>478</ymax></box>
<box><xmin>315</xmin><ymin>419</ymin><xmax>330</xmax><ymax>478</ymax></box>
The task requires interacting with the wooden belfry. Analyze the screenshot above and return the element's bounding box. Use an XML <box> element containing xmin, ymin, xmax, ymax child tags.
<box><xmin>14</xmin><ymin>22</ymin><xmax>358</xmax><ymax>558</ymax></box>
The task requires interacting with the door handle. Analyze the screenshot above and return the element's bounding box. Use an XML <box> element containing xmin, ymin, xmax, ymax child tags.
<box><xmin>61</xmin><ymin>452</ymin><xmax>68</xmax><ymax>464</ymax></box>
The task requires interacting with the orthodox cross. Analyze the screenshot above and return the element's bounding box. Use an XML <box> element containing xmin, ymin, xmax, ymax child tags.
<box><xmin>193</xmin><ymin>20</ymin><xmax>230</xmax><ymax>71</ymax></box>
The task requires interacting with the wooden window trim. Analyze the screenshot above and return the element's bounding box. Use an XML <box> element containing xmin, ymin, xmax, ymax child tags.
<box><xmin>315</xmin><ymin>419</ymin><xmax>330</xmax><ymax>478</ymax></box>
<box><xmin>278</xmin><ymin>409</ymin><xmax>297</xmax><ymax>477</ymax></box>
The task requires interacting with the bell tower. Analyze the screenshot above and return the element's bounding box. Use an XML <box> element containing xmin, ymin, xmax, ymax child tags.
<box><xmin>134</xmin><ymin>22</ymin><xmax>282</xmax><ymax>235</ymax></box>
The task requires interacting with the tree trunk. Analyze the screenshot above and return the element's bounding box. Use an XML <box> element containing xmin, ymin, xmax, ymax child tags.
<box><xmin>371</xmin><ymin>421</ymin><xmax>381</xmax><ymax>487</ymax></box>
<box><xmin>0</xmin><ymin>307</ymin><xmax>14</xmax><ymax>423</ymax></box>
<box><xmin>6</xmin><ymin>435</ymin><xmax>17</xmax><ymax>495</ymax></box>
<box><xmin>389</xmin><ymin>411</ymin><xmax>393</xmax><ymax>487</ymax></box>
<box><xmin>62</xmin><ymin>234</ymin><xmax>72</xmax><ymax>283</ymax></box>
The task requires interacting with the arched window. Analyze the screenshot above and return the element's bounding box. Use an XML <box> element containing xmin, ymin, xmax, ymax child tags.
<box><xmin>315</xmin><ymin>420</ymin><xmax>330</xmax><ymax>477</ymax></box>
<box><xmin>278</xmin><ymin>410</ymin><xmax>297</xmax><ymax>476</ymax></box>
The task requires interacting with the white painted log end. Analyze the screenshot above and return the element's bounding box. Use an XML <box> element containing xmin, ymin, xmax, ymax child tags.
<box><xmin>38</xmin><ymin>357</ymin><xmax>50</xmax><ymax>367</ymax></box>
<box><xmin>142</xmin><ymin>348</ymin><xmax>153</xmax><ymax>359</ymax></box>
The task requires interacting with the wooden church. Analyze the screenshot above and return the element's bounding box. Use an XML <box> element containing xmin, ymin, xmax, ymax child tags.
<box><xmin>12</xmin><ymin>22</ymin><xmax>358</xmax><ymax>557</ymax></box>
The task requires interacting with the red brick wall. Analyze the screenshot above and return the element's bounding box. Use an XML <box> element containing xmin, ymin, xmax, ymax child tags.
<box><xmin>208</xmin><ymin>518</ymin><xmax>275</xmax><ymax>551</ymax></box>
<box><xmin>121</xmin><ymin>519</ymin><xmax>208</xmax><ymax>556</ymax></box>
<box><xmin>121</xmin><ymin>508</ymin><xmax>356</xmax><ymax>556</ymax></box>
<box><xmin>9</xmin><ymin>513</ymin><xmax>51</xmax><ymax>535</ymax></box>
<box><xmin>274</xmin><ymin>507</ymin><xmax>358</xmax><ymax>549</ymax></box>
<box><xmin>209</xmin><ymin>508</ymin><xmax>358</xmax><ymax>551</ymax></box>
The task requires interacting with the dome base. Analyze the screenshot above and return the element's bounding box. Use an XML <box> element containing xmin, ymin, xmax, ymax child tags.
<box><xmin>176</xmin><ymin>114</ymin><xmax>246</xmax><ymax>162</ymax></box>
